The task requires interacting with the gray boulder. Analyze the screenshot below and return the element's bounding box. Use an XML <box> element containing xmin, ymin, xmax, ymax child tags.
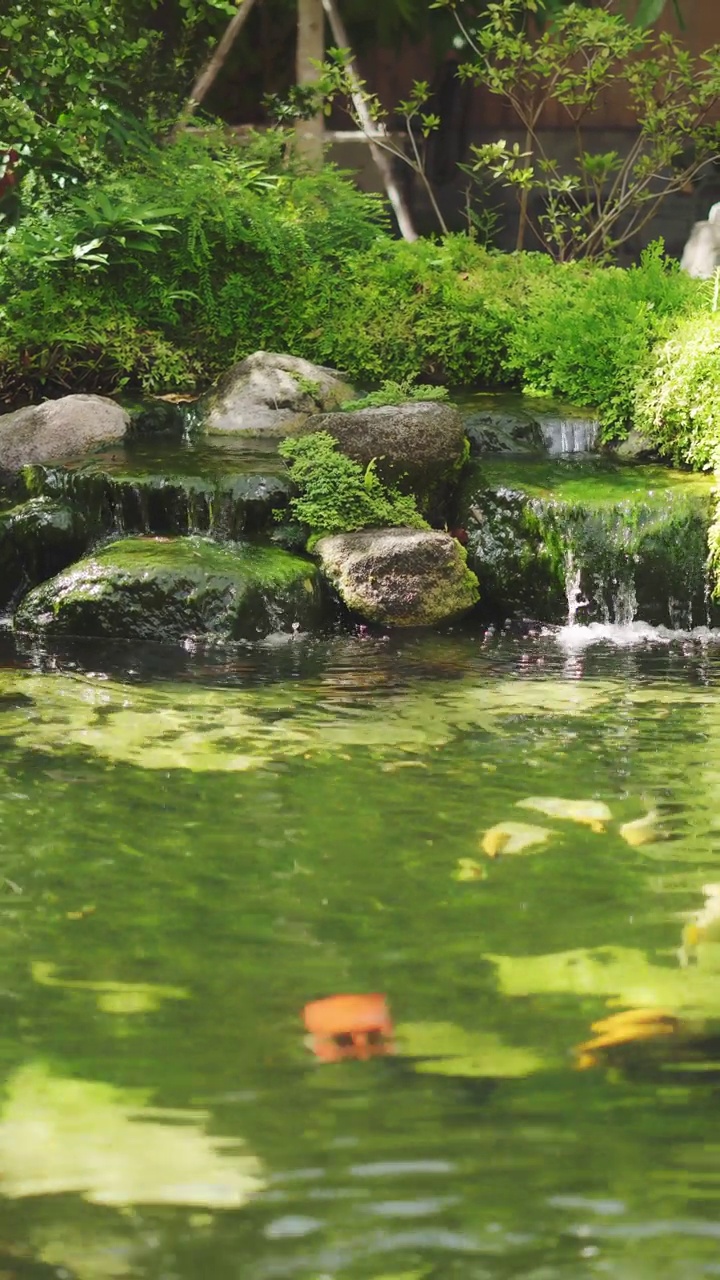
<box><xmin>201</xmin><ymin>352</ymin><xmax>352</xmax><ymax>435</ymax></box>
<box><xmin>315</xmin><ymin>528</ymin><xmax>479</xmax><ymax>627</ymax></box>
<box><xmin>0</xmin><ymin>395</ymin><xmax>128</xmax><ymax>472</ymax></box>
<box><xmin>304</xmin><ymin>401</ymin><xmax>468</xmax><ymax>521</ymax></box>
<box><xmin>614</xmin><ymin>428</ymin><xmax>658</xmax><ymax>462</ymax></box>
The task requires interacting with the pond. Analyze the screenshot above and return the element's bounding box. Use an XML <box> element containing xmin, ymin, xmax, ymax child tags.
<box><xmin>0</xmin><ymin>625</ymin><xmax>720</xmax><ymax>1278</ymax></box>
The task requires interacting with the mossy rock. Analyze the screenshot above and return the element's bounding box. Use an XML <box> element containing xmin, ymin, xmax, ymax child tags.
<box><xmin>303</xmin><ymin>402</ymin><xmax>468</xmax><ymax>524</ymax></box>
<box><xmin>456</xmin><ymin>457</ymin><xmax>717</xmax><ymax>626</ymax></box>
<box><xmin>0</xmin><ymin>498</ymin><xmax>88</xmax><ymax>608</ymax></box>
<box><xmin>15</xmin><ymin>536</ymin><xmax>327</xmax><ymax>643</ymax></box>
<box><xmin>20</xmin><ymin>461</ymin><xmax>292</xmax><ymax>541</ymax></box>
<box><xmin>315</xmin><ymin>528</ymin><xmax>479</xmax><ymax>627</ymax></box>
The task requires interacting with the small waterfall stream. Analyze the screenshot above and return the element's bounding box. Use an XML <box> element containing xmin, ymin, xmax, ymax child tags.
<box><xmin>459</xmin><ymin>458</ymin><xmax>718</xmax><ymax>632</ymax></box>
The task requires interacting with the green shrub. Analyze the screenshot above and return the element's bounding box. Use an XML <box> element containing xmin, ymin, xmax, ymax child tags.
<box><xmin>341</xmin><ymin>379</ymin><xmax>450</xmax><ymax>410</ymax></box>
<box><xmin>294</xmin><ymin>236</ymin><xmax>555</xmax><ymax>387</ymax></box>
<box><xmin>278</xmin><ymin>432</ymin><xmax>428</xmax><ymax>542</ymax></box>
<box><xmin>506</xmin><ymin>243</ymin><xmax>699</xmax><ymax>441</ymax></box>
<box><xmin>0</xmin><ymin>129</ymin><xmax>388</xmax><ymax>398</ymax></box>
<box><xmin>634</xmin><ymin>311</ymin><xmax>720</xmax><ymax>469</ymax></box>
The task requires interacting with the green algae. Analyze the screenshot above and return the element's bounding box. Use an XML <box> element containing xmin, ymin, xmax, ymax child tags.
<box><xmin>14</xmin><ymin>536</ymin><xmax>326</xmax><ymax>642</ymax></box>
<box><xmin>475</xmin><ymin>456</ymin><xmax>715</xmax><ymax>504</ymax></box>
<box><xmin>457</xmin><ymin>458</ymin><xmax>717</xmax><ymax>625</ymax></box>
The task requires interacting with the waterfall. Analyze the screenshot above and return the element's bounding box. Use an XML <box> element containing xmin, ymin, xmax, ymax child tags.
<box><xmin>564</xmin><ymin>552</ymin><xmax>588</xmax><ymax>626</ymax></box>
<box><xmin>540</xmin><ymin>415</ymin><xmax>599</xmax><ymax>456</ymax></box>
<box><xmin>460</xmin><ymin>458</ymin><xmax>718</xmax><ymax>630</ymax></box>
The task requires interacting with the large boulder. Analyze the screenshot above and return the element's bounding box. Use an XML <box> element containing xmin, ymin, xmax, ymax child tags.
<box><xmin>303</xmin><ymin>401</ymin><xmax>468</xmax><ymax>521</ymax></box>
<box><xmin>200</xmin><ymin>352</ymin><xmax>352</xmax><ymax>435</ymax></box>
<box><xmin>315</xmin><ymin>528</ymin><xmax>479</xmax><ymax>627</ymax></box>
<box><xmin>0</xmin><ymin>395</ymin><xmax>128</xmax><ymax>472</ymax></box>
<box><xmin>15</xmin><ymin>536</ymin><xmax>326</xmax><ymax>642</ymax></box>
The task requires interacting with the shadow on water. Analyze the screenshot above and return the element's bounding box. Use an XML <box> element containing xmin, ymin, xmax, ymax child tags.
<box><xmin>0</xmin><ymin>626</ymin><xmax>719</xmax><ymax>1275</ymax></box>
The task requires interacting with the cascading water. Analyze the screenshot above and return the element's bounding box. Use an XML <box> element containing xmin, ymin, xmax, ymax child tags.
<box><xmin>458</xmin><ymin>458</ymin><xmax>720</xmax><ymax>634</ymax></box>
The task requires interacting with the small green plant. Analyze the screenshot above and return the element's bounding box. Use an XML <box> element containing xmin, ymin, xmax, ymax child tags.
<box><xmin>295</xmin><ymin>375</ymin><xmax>323</xmax><ymax>402</ymax></box>
<box><xmin>341</xmin><ymin>379</ymin><xmax>450</xmax><ymax>411</ymax></box>
<box><xmin>278</xmin><ymin>431</ymin><xmax>428</xmax><ymax>542</ymax></box>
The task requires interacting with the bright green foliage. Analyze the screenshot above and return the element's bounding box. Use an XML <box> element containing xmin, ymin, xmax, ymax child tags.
<box><xmin>295</xmin><ymin>235</ymin><xmax>556</xmax><ymax>387</ymax></box>
<box><xmin>507</xmin><ymin>243</ymin><xmax>699</xmax><ymax>440</ymax></box>
<box><xmin>634</xmin><ymin>312</ymin><xmax>720</xmax><ymax>468</ymax></box>
<box><xmin>278</xmin><ymin>432</ymin><xmax>429</xmax><ymax>541</ymax></box>
<box><xmin>0</xmin><ymin>130</ymin><xmax>387</xmax><ymax>398</ymax></box>
<box><xmin>341</xmin><ymin>380</ymin><xmax>450</xmax><ymax>411</ymax></box>
<box><xmin>0</xmin><ymin>0</ymin><xmax>238</xmax><ymax>194</ymax></box>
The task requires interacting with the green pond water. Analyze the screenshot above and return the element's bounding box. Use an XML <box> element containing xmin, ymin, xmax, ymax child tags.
<box><xmin>1</xmin><ymin>629</ymin><xmax>720</xmax><ymax>1278</ymax></box>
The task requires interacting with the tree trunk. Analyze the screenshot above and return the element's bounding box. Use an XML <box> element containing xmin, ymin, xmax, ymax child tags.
<box><xmin>296</xmin><ymin>0</ymin><xmax>325</xmax><ymax>165</ymax></box>
<box><xmin>320</xmin><ymin>0</ymin><xmax>418</xmax><ymax>241</ymax></box>
<box><xmin>173</xmin><ymin>0</ymin><xmax>260</xmax><ymax>136</ymax></box>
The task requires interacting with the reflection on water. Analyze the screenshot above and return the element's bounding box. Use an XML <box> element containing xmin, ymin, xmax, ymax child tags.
<box><xmin>0</xmin><ymin>1063</ymin><xmax>263</xmax><ymax>1207</ymax></box>
<box><xmin>0</xmin><ymin>629</ymin><xmax>720</xmax><ymax>1276</ymax></box>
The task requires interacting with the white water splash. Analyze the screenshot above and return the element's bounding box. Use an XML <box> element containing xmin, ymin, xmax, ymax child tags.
<box><xmin>611</xmin><ymin>575</ymin><xmax>637</xmax><ymax>627</ymax></box>
<box><xmin>564</xmin><ymin>552</ymin><xmax>588</xmax><ymax>627</ymax></box>
<box><xmin>550</xmin><ymin>621</ymin><xmax>720</xmax><ymax>651</ymax></box>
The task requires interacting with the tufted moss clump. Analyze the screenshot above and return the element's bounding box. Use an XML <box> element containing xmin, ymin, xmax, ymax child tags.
<box><xmin>278</xmin><ymin>431</ymin><xmax>428</xmax><ymax>543</ymax></box>
<box><xmin>634</xmin><ymin>311</ymin><xmax>720</xmax><ymax>469</ymax></box>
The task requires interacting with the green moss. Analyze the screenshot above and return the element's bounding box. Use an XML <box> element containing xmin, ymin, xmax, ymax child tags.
<box><xmin>473</xmin><ymin>457</ymin><xmax>715</xmax><ymax>504</ymax></box>
<box><xmin>15</xmin><ymin>536</ymin><xmax>327</xmax><ymax>642</ymax></box>
<box><xmin>458</xmin><ymin>459</ymin><xmax>715</xmax><ymax>625</ymax></box>
<box><xmin>278</xmin><ymin>431</ymin><xmax>428</xmax><ymax>541</ymax></box>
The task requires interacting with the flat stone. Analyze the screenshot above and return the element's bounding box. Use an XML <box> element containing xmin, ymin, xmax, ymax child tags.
<box><xmin>315</xmin><ymin>527</ymin><xmax>479</xmax><ymax>627</ymax></box>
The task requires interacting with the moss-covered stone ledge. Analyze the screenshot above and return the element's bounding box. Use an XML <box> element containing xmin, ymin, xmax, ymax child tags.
<box><xmin>14</xmin><ymin>536</ymin><xmax>327</xmax><ymax>643</ymax></box>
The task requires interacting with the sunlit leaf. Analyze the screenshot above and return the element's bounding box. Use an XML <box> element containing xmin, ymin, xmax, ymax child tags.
<box><xmin>619</xmin><ymin>810</ymin><xmax>665</xmax><ymax>847</ymax></box>
<box><xmin>453</xmin><ymin>857</ymin><xmax>487</xmax><ymax>881</ymax></box>
<box><xmin>397</xmin><ymin>1021</ymin><xmax>547</xmax><ymax>1078</ymax></box>
<box><xmin>516</xmin><ymin>796</ymin><xmax>612</xmax><ymax>832</ymax></box>
<box><xmin>489</xmin><ymin>944</ymin><xmax>720</xmax><ymax>1019</ymax></box>
<box><xmin>481</xmin><ymin>820</ymin><xmax>552</xmax><ymax>857</ymax></box>
<box><xmin>32</xmin><ymin>961</ymin><xmax>188</xmax><ymax>1013</ymax></box>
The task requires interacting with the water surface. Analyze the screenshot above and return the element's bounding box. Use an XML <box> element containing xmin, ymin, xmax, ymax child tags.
<box><xmin>0</xmin><ymin>628</ymin><xmax>720</xmax><ymax>1278</ymax></box>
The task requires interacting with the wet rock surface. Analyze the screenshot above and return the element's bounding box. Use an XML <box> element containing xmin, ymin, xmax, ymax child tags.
<box><xmin>0</xmin><ymin>498</ymin><xmax>88</xmax><ymax>609</ymax></box>
<box><xmin>457</xmin><ymin>458</ymin><xmax>717</xmax><ymax>627</ymax></box>
<box><xmin>199</xmin><ymin>352</ymin><xmax>352</xmax><ymax>436</ymax></box>
<box><xmin>460</xmin><ymin>394</ymin><xmax>599</xmax><ymax>457</ymax></box>
<box><xmin>15</xmin><ymin>536</ymin><xmax>326</xmax><ymax>642</ymax></box>
<box><xmin>315</xmin><ymin>528</ymin><xmax>479</xmax><ymax>627</ymax></box>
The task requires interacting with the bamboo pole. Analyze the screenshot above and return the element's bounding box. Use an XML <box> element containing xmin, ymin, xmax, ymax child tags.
<box><xmin>320</xmin><ymin>0</ymin><xmax>418</xmax><ymax>241</ymax></box>
<box><xmin>296</xmin><ymin>0</ymin><xmax>325</xmax><ymax>165</ymax></box>
<box><xmin>173</xmin><ymin>0</ymin><xmax>260</xmax><ymax>135</ymax></box>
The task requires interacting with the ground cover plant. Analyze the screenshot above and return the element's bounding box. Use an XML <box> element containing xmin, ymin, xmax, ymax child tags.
<box><xmin>277</xmin><ymin>431</ymin><xmax>428</xmax><ymax>543</ymax></box>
